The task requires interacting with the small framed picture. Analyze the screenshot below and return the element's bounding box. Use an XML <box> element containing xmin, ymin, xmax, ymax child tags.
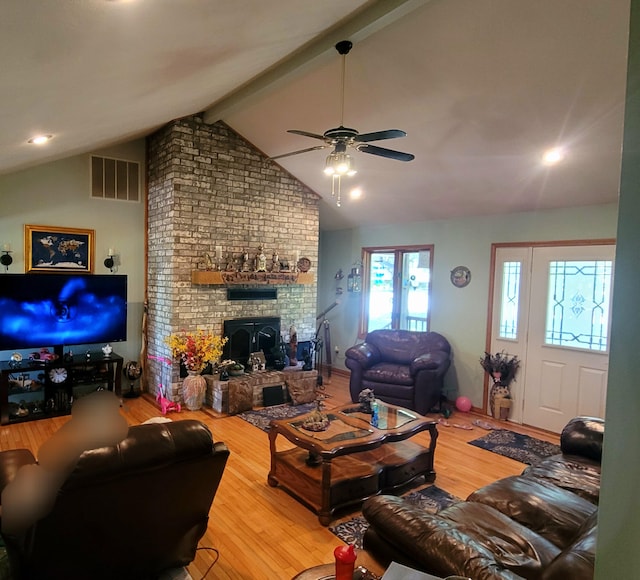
<box><xmin>25</xmin><ymin>224</ymin><xmax>95</xmax><ymax>273</ymax></box>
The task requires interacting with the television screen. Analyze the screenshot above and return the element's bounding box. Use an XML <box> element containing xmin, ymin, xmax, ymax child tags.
<box><xmin>0</xmin><ymin>274</ymin><xmax>127</xmax><ymax>352</ymax></box>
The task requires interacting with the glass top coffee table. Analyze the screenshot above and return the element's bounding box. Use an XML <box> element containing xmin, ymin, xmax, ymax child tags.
<box><xmin>268</xmin><ymin>402</ymin><xmax>438</xmax><ymax>525</ymax></box>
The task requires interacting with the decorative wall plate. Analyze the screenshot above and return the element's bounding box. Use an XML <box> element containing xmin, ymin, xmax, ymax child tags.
<box><xmin>450</xmin><ymin>266</ymin><xmax>471</xmax><ymax>288</ymax></box>
<box><xmin>297</xmin><ymin>257</ymin><xmax>311</xmax><ymax>272</ymax></box>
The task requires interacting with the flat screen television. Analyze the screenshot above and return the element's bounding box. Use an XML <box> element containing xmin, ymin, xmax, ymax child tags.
<box><xmin>0</xmin><ymin>273</ymin><xmax>127</xmax><ymax>356</ymax></box>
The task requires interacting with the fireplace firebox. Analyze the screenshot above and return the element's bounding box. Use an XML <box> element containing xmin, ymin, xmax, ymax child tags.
<box><xmin>223</xmin><ymin>317</ymin><xmax>281</xmax><ymax>368</ymax></box>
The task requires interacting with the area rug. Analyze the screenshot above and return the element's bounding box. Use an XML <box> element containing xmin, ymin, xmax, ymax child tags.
<box><xmin>329</xmin><ymin>485</ymin><xmax>460</xmax><ymax>549</ymax></box>
<box><xmin>468</xmin><ymin>429</ymin><xmax>561</xmax><ymax>465</ymax></box>
<box><xmin>237</xmin><ymin>401</ymin><xmax>317</xmax><ymax>432</ymax></box>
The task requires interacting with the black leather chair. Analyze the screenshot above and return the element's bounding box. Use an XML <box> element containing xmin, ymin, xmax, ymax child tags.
<box><xmin>345</xmin><ymin>330</ymin><xmax>452</xmax><ymax>415</ymax></box>
<box><xmin>0</xmin><ymin>419</ymin><xmax>229</xmax><ymax>580</ymax></box>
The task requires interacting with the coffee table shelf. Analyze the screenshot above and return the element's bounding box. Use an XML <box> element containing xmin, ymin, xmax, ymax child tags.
<box><xmin>268</xmin><ymin>403</ymin><xmax>437</xmax><ymax>525</ymax></box>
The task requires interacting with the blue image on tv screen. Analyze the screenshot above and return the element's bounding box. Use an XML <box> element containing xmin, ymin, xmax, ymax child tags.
<box><xmin>0</xmin><ymin>274</ymin><xmax>127</xmax><ymax>352</ymax></box>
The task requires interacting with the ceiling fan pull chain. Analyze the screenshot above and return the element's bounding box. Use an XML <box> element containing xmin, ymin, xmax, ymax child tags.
<box><xmin>340</xmin><ymin>52</ymin><xmax>346</xmax><ymax>128</ymax></box>
<box><xmin>332</xmin><ymin>175</ymin><xmax>342</xmax><ymax>207</ymax></box>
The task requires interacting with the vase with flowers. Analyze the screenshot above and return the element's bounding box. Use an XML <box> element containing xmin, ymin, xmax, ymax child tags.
<box><xmin>480</xmin><ymin>351</ymin><xmax>520</xmax><ymax>419</ymax></box>
<box><xmin>165</xmin><ymin>330</ymin><xmax>228</xmax><ymax>411</ymax></box>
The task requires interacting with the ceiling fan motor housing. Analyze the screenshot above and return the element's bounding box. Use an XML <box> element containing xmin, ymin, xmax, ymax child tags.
<box><xmin>335</xmin><ymin>40</ymin><xmax>353</xmax><ymax>55</ymax></box>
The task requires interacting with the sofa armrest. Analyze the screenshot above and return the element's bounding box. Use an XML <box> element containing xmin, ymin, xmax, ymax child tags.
<box><xmin>0</xmin><ymin>449</ymin><xmax>36</xmax><ymax>501</ymax></box>
<box><xmin>560</xmin><ymin>417</ymin><xmax>604</xmax><ymax>463</ymax></box>
<box><xmin>410</xmin><ymin>350</ymin><xmax>449</xmax><ymax>375</ymax></box>
<box><xmin>344</xmin><ymin>342</ymin><xmax>381</xmax><ymax>369</ymax></box>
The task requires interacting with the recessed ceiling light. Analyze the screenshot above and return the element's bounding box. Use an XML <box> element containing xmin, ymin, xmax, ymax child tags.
<box><xmin>350</xmin><ymin>187</ymin><xmax>363</xmax><ymax>200</ymax></box>
<box><xmin>28</xmin><ymin>134</ymin><xmax>53</xmax><ymax>145</ymax></box>
<box><xmin>542</xmin><ymin>147</ymin><xmax>565</xmax><ymax>165</ymax></box>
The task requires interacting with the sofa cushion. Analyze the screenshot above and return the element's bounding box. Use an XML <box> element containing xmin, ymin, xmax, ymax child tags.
<box><xmin>468</xmin><ymin>476</ymin><xmax>597</xmax><ymax>548</ymax></box>
<box><xmin>367</xmin><ymin>330</ymin><xmax>450</xmax><ymax>365</ymax></box>
<box><xmin>363</xmin><ymin>363</ymin><xmax>413</xmax><ymax>385</ymax></box>
<box><xmin>560</xmin><ymin>417</ymin><xmax>604</xmax><ymax>462</ymax></box>
<box><xmin>542</xmin><ymin>511</ymin><xmax>597</xmax><ymax>580</ymax></box>
<box><xmin>363</xmin><ymin>495</ymin><xmax>561</xmax><ymax>579</ymax></box>
<box><xmin>521</xmin><ymin>454</ymin><xmax>601</xmax><ymax>504</ymax></box>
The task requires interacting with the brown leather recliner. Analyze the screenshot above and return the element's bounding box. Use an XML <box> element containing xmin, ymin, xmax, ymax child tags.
<box><xmin>345</xmin><ymin>330</ymin><xmax>452</xmax><ymax>415</ymax></box>
<box><xmin>0</xmin><ymin>419</ymin><xmax>230</xmax><ymax>580</ymax></box>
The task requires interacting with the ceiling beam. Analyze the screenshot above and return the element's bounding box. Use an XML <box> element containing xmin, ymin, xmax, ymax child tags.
<box><xmin>203</xmin><ymin>0</ymin><xmax>430</xmax><ymax>124</ymax></box>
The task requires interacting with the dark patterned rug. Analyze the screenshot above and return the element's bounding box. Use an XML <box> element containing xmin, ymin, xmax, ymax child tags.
<box><xmin>468</xmin><ymin>429</ymin><xmax>561</xmax><ymax>465</ymax></box>
<box><xmin>237</xmin><ymin>402</ymin><xmax>317</xmax><ymax>432</ymax></box>
<box><xmin>329</xmin><ymin>485</ymin><xmax>460</xmax><ymax>549</ymax></box>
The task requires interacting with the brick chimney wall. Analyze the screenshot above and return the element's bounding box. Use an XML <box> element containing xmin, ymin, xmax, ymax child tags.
<box><xmin>146</xmin><ymin>115</ymin><xmax>319</xmax><ymax>400</ymax></box>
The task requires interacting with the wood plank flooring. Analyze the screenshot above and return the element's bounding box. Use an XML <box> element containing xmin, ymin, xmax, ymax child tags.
<box><xmin>0</xmin><ymin>374</ymin><xmax>560</xmax><ymax>579</ymax></box>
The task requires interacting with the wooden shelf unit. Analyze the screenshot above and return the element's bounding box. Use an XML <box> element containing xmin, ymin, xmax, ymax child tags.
<box><xmin>0</xmin><ymin>353</ymin><xmax>123</xmax><ymax>425</ymax></box>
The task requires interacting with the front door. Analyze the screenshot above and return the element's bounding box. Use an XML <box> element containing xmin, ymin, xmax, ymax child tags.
<box><xmin>490</xmin><ymin>243</ymin><xmax>615</xmax><ymax>432</ymax></box>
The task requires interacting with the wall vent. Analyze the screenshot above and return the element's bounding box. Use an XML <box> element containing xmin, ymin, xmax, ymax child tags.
<box><xmin>90</xmin><ymin>155</ymin><xmax>140</xmax><ymax>202</ymax></box>
<box><xmin>227</xmin><ymin>288</ymin><xmax>278</xmax><ymax>301</ymax></box>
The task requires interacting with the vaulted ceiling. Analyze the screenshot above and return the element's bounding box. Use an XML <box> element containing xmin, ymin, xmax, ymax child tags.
<box><xmin>2</xmin><ymin>0</ymin><xmax>630</xmax><ymax>230</ymax></box>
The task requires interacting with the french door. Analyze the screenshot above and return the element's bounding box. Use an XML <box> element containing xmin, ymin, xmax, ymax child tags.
<box><xmin>361</xmin><ymin>246</ymin><xmax>433</xmax><ymax>335</ymax></box>
<box><xmin>490</xmin><ymin>243</ymin><xmax>615</xmax><ymax>433</ymax></box>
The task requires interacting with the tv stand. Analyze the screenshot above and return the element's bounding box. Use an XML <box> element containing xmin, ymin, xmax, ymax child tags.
<box><xmin>0</xmin><ymin>352</ymin><xmax>123</xmax><ymax>425</ymax></box>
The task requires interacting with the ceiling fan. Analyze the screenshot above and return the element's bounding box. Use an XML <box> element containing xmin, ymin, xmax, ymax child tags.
<box><xmin>270</xmin><ymin>40</ymin><xmax>414</xmax><ymax>205</ymax></box>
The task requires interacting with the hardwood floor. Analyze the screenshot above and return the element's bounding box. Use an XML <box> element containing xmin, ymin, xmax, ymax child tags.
<box><xmin>0</xmin><ymin>375</ymin><xmax>559</xmax><ymax>579</ymax></box>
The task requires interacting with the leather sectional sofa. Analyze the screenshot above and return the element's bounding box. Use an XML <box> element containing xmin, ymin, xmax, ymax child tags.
<box><xmin>362</xmin><ymin>416</ymin><xmax>603</xmax><ymax>579</ymax></box>
<box><xmin>345</xmin><ymin>330</ymin><xmax>452</xmax><ymax>415</ymax></box>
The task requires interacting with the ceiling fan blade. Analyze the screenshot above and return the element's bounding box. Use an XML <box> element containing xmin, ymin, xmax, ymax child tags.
<box><xmin>354</xmin><ymin>129</ymin><xmax>407</xmax><ymax>143</ymax></box>
<box><xmin>269</xmin><ymin>145</ymin><xmax>328</xmax><ymax>161</ymax></box>
<box><xmin>287</xmin><ymin>129</ymin><xmax>328</xmax><ymax>141</ymax></box>
<box><xmin>357</xmin><ymin>144</ymin><xmax>415</xmax><ymax>162</ymax></box>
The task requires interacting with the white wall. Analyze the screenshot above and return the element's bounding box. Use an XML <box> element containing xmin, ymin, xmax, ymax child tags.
<box><xmin>0</xmin><ymin>140</ymin><xmax>146</xmax><ymax>364</ymax></box>
<box><xmin>319</xmin><ymin>202</ymin><xmax>619</xmax><ymax>408</ymax></box>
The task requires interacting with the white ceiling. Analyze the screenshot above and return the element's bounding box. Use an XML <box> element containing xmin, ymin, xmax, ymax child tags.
<box><xmin>2</xmin><ymin>0</ymin><xmax>630</xmax><ymax>231</ymax></box>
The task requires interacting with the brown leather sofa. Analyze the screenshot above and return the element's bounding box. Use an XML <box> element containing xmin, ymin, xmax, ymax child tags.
<box><xmin>362</xmin><ymin>416</ymin><xmax>603</xmax><ymax>580</ymax></box>
<box><xmin>0</xmin><ymin>419</ymin><xmax>230</xmax><ymax>580</ymax></box>
<box><xmin>345</xmin><ymin>330</ymin><xmax>452</xmax><ymax>415</ymax></box>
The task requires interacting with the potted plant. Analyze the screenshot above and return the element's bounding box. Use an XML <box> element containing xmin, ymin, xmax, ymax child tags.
<box><xmin>480</xmin><ymin>351</ymin><xmax>520</xmax><ymax>419</ymax></box>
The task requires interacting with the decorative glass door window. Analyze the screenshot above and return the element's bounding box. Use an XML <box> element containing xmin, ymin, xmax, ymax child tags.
<box><xmin>499</xmin><ymin>261</ymin><xmax>522</xmax><ymax>340</ymax></box>
<box><xmin>545</xmin><ymin>260</ymin><xmax>613</xmax><ymax>351</ymax></box>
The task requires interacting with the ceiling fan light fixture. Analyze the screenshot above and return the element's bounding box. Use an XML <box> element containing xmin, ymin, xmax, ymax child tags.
<box><xmin>324</xmin><ymin>151</ymin><xmax>355</xmax><ymax>176</ymax></box>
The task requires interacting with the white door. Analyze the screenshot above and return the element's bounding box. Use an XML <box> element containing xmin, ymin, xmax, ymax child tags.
<box><xmin>491</xmin><ymin>244</ymin><xmax>615</xmax><ymax>433</ymax></box>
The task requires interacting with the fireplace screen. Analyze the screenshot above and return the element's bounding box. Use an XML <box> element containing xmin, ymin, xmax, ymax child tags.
<box><xmin>222</xmin><ymin>317</ymin><xmax>281</xmax><ymax>368</ymax></box>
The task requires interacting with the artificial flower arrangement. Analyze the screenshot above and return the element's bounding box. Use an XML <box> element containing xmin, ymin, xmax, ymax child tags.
<box><xmin>165</xmin><ymin>330</ymin><xmax>228</xmax><ymax>373</ymax></box>
<box><xmin>479</xmin><ymin>350</ymin><xmax>520</xmax><ymax>386</ymax></box>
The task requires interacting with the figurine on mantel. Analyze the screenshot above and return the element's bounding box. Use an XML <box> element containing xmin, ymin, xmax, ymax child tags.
<box><xmin>256</xmin><ymin>245</ymin><xmax>267</xmax><ymax>272</ymax></box>
<box><xmin>242</xmin><ymin>249</ymin><xmax>251</xmax><ymax>272</ymax></box>
<box><xmin>289</xmin><ymin>324</ymin><xmax>298</xmax><ymax>366</ymax></box>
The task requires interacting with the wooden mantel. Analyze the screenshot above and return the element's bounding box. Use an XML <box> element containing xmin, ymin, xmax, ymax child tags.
<box><xmin>191</xmin><ymin>270</ymin><xmax>314</xmax><ymax>286</ymax></box>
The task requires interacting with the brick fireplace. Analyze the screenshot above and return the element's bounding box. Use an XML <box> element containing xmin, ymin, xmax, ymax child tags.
<box><xmin>145</xmin><ymin>115</ymin><xmax>319</xmax><ymax>401</ymax></box>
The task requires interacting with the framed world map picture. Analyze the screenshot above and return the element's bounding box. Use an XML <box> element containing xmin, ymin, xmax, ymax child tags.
<box><xmin>25</xmin><ymin>224</ymin><xmax>95</xmax><ymax>273</ymax></box>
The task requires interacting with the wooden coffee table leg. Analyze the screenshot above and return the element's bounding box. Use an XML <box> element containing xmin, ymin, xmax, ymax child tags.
<box><xmin>319</xmin><ymin>459</ymin><xmax>333</xmax><ymax>526</ymax></box>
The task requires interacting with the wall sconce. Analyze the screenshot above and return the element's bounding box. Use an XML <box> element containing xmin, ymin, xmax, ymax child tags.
<box><xmin>1</xmin><ymin>249</ymin><xmax>13</xmax><ymax>272</ymax></box>
<box><xmin>334</xmin><ymin>269</ymin><xmax>344</xmax><ymax>295</ymax></box>
<box><xmin>347</xmin><ymin>265</ymin><xmax>362</xmax><ymax>293</ymax></box>
<box><xmin>104</xmin><ymin>248</ymin><xmax>117</xmax><ymax>272</ymax></box>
